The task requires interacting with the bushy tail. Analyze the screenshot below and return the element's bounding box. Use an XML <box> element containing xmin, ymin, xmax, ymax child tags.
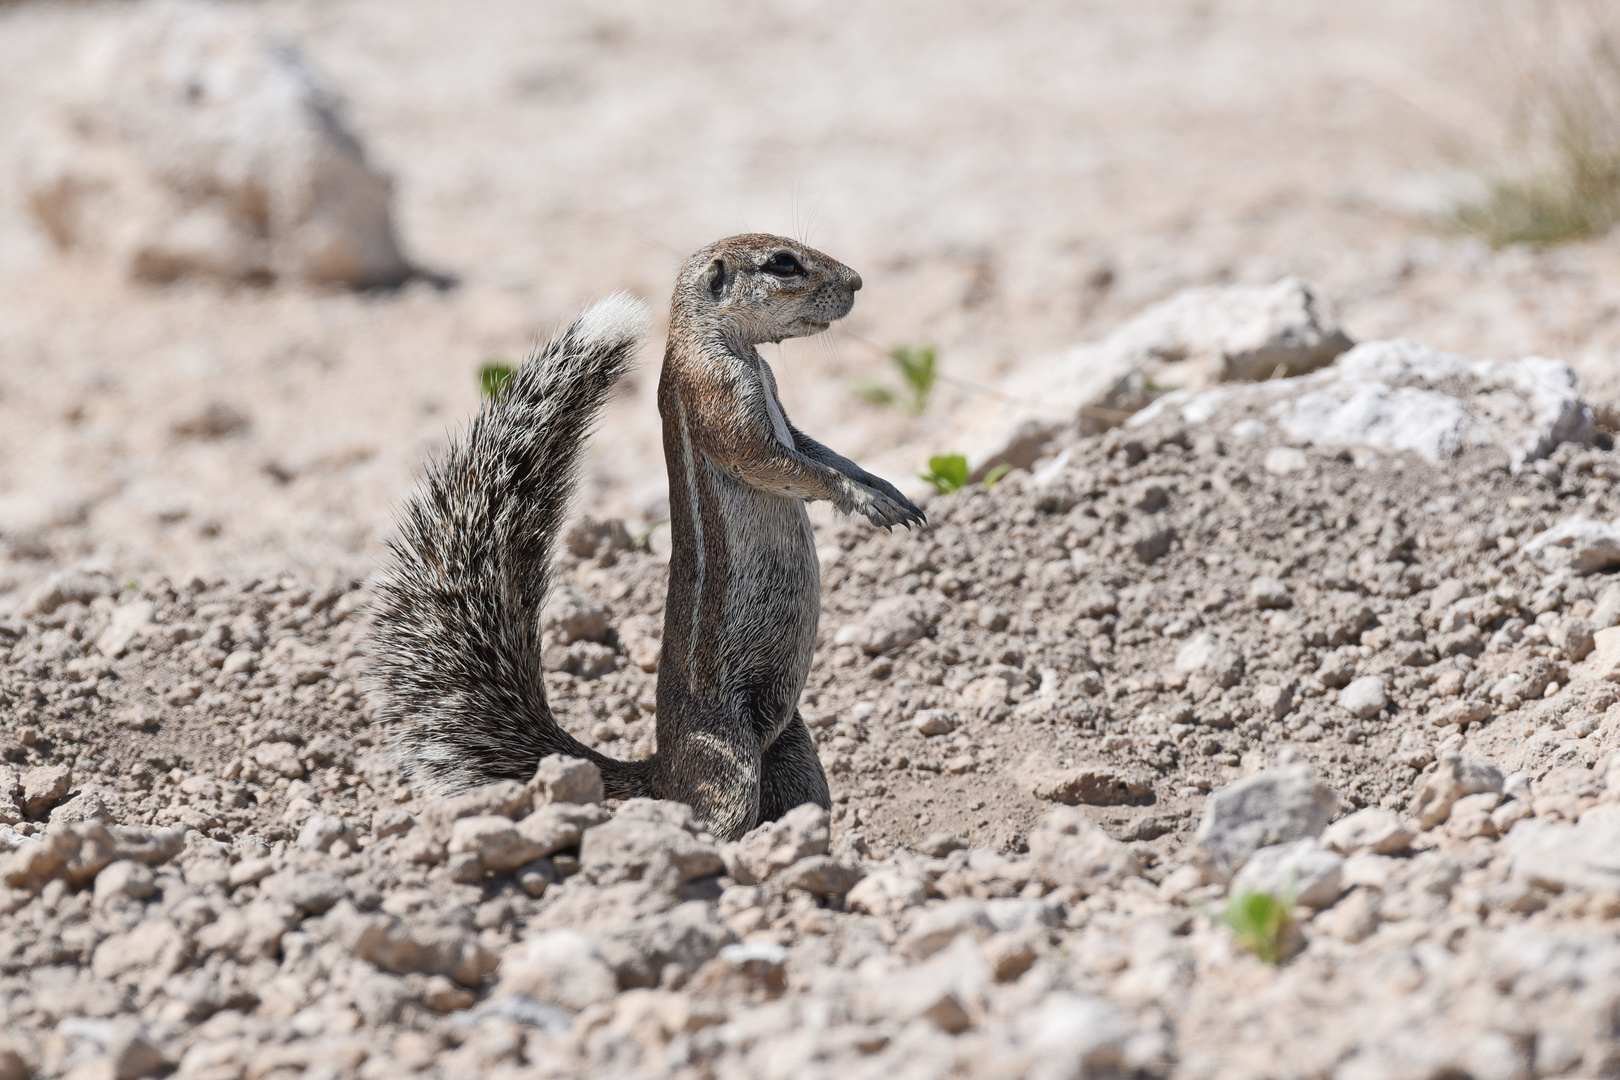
<box><xmin>370</xmin><ymin>293</ymin><xmax>657</xmax><ymax>796</ymax></box>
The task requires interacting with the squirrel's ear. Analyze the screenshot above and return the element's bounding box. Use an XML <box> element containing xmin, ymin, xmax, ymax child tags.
<box><xmin>704</xmin><ymin>258</ymin><xmax>730</xmax><ymax>301</ymax></box>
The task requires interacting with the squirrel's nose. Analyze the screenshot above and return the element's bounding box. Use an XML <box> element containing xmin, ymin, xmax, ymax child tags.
<box><xmin>848</xmin><ymin>272</ymin><xmax>863</xmax><ymax>292</ymax></box>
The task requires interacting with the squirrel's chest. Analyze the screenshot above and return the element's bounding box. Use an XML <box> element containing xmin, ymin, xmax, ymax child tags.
<box><xmin>700</xmin><ymin>469</ymin><xmax>818</xmax><ymax>667</ymax></box>
<box><xmin>711</xmin><ymin>476</ymin><xmax>819</xmax><ymax>616</ymax></box>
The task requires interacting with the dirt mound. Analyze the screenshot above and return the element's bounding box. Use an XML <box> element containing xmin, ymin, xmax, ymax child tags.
<box><xmin>4</xmin><ymin>401</ymin><xmax>1620</xmax><ymax>1076</ymax></box>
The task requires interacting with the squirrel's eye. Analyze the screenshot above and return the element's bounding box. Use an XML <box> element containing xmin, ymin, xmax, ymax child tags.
<box><xmin>764</xmin><ymin>252</ymin><xmax>803</xmax><ymax>277</ymax></box>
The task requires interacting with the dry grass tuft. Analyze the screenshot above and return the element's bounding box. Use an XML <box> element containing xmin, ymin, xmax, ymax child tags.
<box><xmin>1453</xmin><ymin>1</ymin><xmax>1620</xmax><ymax>246</ymax></box>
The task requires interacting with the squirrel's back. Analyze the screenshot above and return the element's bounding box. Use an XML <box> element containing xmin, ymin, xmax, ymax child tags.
<box><xmin>369</xmin><ymin>293</ymin><xmax>655</xmax><ymax>795</ymax></box>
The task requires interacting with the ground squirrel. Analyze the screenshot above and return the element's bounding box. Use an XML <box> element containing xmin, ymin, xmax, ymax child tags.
<box><xmin>371</xmin><ymin>234</ymin><xmax>924</xmax><ymax>840</ymax></box>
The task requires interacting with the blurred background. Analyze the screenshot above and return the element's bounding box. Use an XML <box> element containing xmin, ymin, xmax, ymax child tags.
<box><xmin>1</xmin><ymin>0</ymin><xmax>1619</xmax><ymax>605</ymax></box>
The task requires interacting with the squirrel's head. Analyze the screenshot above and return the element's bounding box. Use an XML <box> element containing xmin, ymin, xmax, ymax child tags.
<box><xmin>673</xmin><ymin>234</ymin><xmax>862</xmax><ymax>346</ymax></box>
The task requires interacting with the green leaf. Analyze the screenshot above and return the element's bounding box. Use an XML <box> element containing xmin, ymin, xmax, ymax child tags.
<box><xmin>479</xmin><ymin>360</ymin><xmax>516</xmax><ymax>400</ymax></box>
<box><xmin>981</xmin><ymin>463</ymin><xmax>1012</xmax><ymax>491</ymax></box>
<box><xmin>919</xmin><ymin>452</ymin><xmax>970</xmax><ymax>494</ymax></box>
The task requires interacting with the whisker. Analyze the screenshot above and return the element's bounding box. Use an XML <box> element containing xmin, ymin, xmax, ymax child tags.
<box><xmin>630</xmin><ymin>227</ymin><xmax>684</xmax><ymax>259</ymax></box>
<box><xmin>803</xmin><ymin>190</ymin><xmax>825</xmax><ymax>246</ymax></box>
<box><xmin>819</xmin><ymin>329</ymin><xmax>843</xmax><ymax>373</ymax></box>
<box><xmin>830</xmin><ymin>325</ymin><xmax>891</xmax><ymax>359</ymax></box>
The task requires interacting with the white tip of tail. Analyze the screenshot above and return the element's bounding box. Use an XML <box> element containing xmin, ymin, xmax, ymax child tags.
<box><xmin>574</xmin><ymin>292</ymin><xmax>650</xmax><ymax>351</ymax></box>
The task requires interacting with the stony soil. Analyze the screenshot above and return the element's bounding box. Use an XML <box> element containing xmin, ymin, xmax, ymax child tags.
<box><xmin>4</xmin><ymin>419</ymin><xmax>1620</xmax><ymax>1078</ymax></box>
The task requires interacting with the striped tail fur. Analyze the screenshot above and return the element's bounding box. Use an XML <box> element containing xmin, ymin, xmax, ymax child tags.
<box><xmin>369</xmin><ymin>293</ymin><xmax>658</xmax><ymax>797</ymax></box>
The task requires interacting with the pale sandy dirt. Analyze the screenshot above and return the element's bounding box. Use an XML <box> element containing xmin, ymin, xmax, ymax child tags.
<box><xmin>2</xmin><ymin>0</ymin><xmax>1619</xmax><ymax>602</ymax></box>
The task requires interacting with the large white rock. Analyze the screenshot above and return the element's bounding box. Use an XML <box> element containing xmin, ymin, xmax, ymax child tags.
<box><xmin>1337</xmin><ymin>676</ymin><xmax>1388</xmax><ymax>720</ymax></box>
<box><xmin>952</xmin><ymin>279</ymin><xmax>1352</xmax><ymax>478</ymax></box>
<box><xmin>1320</xmin><ymin>807</ymin><xmax>1416</xmax><ymax>856</ymax></box>
<box><xmin>1101</xmin><ymin>277</ymin><xmax>1352</xmax><ymax>383</ymax></box>
<box><xmin>1174</xmin><ymin>632</ymin><xmax>1218</xmax><ymax>675</ymax></box>
<box><xmin>496</xmin><ymin>930</ymin><xmax>619</xmax><ymax>1012</ymax></box>
<box><xmin>23</xmin><ymin>0</ymin><xmax>409</xmax><ymax>286</ymax></box>
<box><xmin>1133</xmin><ymin>339</ymin><xmax>1594</xmax><ymax>470</ymax></box>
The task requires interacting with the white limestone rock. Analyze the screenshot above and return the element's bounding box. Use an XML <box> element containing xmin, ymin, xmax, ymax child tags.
<box><xmin>23</xmin><ymin>0</ymin><xmax>409</xmax><ymax>287</ymax></box>
<box><xmin>949</xmin><ymin>279</ymin><xmax>1351</xmax><ymax>478</ymax></box>
<box><xmin>1338</xmin><ymin>676</ymin><xmax>1388</xmax><ymax>720</ymax></box>
<box><xmin>1133</xmin><ymin>339</ymin><xmax>1593</xmax><ymax>470</ymax></box>
<box><xmin>1506</xmin><ymin>804</ymin><xmax>1620</xmax><ymax>893</ymax></box>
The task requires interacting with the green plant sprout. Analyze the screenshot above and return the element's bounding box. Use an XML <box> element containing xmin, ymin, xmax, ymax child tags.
<box><xmin>479</xmin><ymin>360</ymin><xmax>516</xmax><ymax>400</ymax></box>
<box><xmin>1218</xmin><ymin>887</ymin><xmax>1295</xmax><ymax>966</ymax></box>
<box><xmin>890</xmin><ymin>344</ymin><xmax>937</xmax><ymax>414</ymax></box>
<box><xmin>919</xmin><ymin>454</ymin><xmax>1011</xmax><ymax>495</ymax></box>
<box><xmin>852</xmin><ymin>343</ymin><xmax>938</xmax><ymax>415</ymax></box>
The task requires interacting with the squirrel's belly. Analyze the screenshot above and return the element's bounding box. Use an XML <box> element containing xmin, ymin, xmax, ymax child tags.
<box><xmin>716</xmin><ymin>484</ymin><xmax>819</xmax><ymax>736</ymax></box>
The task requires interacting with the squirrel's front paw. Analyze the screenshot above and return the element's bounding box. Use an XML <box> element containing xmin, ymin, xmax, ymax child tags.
<box><xmin>844</xmin><ymin>476</ymin><xmax>926</xmax><ymax>530</ymax></box>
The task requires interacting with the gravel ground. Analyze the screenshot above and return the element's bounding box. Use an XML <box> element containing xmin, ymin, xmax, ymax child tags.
<box><xmin>4</xmin><ymin>415</ymin><xmax>1620</xmax><ymax>1078</ymax></box>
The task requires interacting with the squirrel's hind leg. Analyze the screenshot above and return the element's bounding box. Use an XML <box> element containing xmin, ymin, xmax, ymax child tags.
<box><xmin>662</xmin><ymin>710</ymin><xmax>763</xmax><ymax>842</ymax></box>
<box><xmin>660</xmin><ymin>708</ymin><xmax>828</xmax><ymax>839</ymax></box>
<box><xmin>757</xmin><ymin>712</ymin><xmax>831</xmax><ymax>824</ymax></box>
